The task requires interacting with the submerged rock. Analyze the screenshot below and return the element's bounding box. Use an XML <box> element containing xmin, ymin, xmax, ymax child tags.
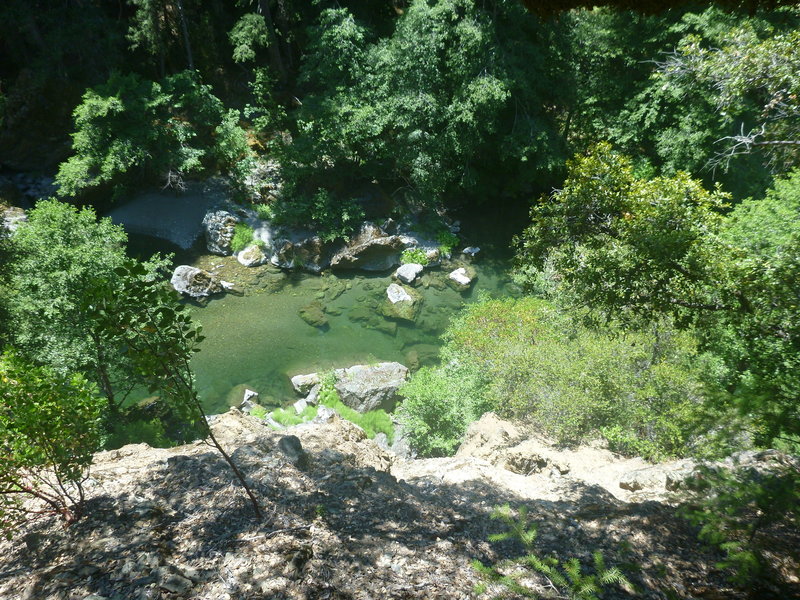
<box><xmin>447</xmin><ymin>266</ymin><xmax>476</xmax><ymax>291</ymax></box>
<box><xmin>202</xmin><ymin>210</ymin><xmax>238</xmax><ymax>255</ymax></box>
<box><xmin>298</xmin><ymin>301</ymin><xmax>329</xmax><ymax>328</ymax></box>
<box><xmin>170</xmin><ymin>265</ymin><xmax>225</xmax><ymax>298</ymax></box>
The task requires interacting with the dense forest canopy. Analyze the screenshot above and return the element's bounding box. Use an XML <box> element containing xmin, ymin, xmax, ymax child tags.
<box><xmin>1</xmin><ymin>0</ymin><xmax>799</xmax><ymax>591</ymax></box>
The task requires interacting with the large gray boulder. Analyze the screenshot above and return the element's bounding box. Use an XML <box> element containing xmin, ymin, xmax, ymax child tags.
<box><xmin>394</xmin><ymin>263</ymin><xmax>424</xmax><ymax>285</ymax></box>
<box><xmin>202</xmin><ymin>210</ymin><xmax>238</xmax><ymax>255</ymax></box>
<box><xmin>170</xmin><ymin>265</ymin><xmax>226</xmax><ymax>298</ymax></box>
<box><xmin>335</xmin><ymin>362</ymin><xmax>409</xmax><ymax>413</ymax></box>
<box><xmin>330</xmin><ymin>223</ymin><xmax>407</xmax><ymax>271</ymax></box>
<box><xmin>447</xmin><ymin>266</ymin><xmax>476</xmax><ymax>291</ymax></box>
<box><xmin>291</xmin><ymin>362</ymin><xmax>409</xmax><ymax>413</ymax></box>
<box><xmin>271</xmin><ymin>235</ymin><xmax>332</xmax><ymax>273</ymax></box>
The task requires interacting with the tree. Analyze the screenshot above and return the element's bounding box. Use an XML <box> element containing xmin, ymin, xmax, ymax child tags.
<box><xmin>85</xmin><ymin>260</ymin><xmax>263</xmax><ymax>518</ymax></box>
<box><xmin>515</xmin><ymin>143</ymin><xmax>800</xmax><ymax>446</ymax></box>
<box><xmin>0</xmin><ymin>352</ymin><xmax>105</xmax><ymax>532</ymax></box>
<box><xmin>55</xmin><ymin>70</ymin><xmax>252</xmax><ymax>198</ymax></box>
<box><xmin>7</xmin><ymin>199</ymin><xmax>166</xmax><ymax>411</ymax></box>
<box><xmin>660</xmin><ymin>24</ymin><xmax>800</xmax><ymax>173</ymax></box>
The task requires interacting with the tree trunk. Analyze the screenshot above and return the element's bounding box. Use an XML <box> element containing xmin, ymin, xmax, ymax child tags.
<box><xmin>176</xmin><ymin>0</ymin><xmax>195</xmax><ymax>71</ymax></box>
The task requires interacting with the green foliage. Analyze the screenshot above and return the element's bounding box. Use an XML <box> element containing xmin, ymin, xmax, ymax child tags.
<box><xmin>318</xmin><ymin>372</ymin><xmax>394</xmax><ymax>442</ymax></box>
<box><xmin>271</xmin><ymin>404</ymin><xmax>317</xmax><ymax>427</ymax></box>
<box><xmin>284</xmin><ymin>0</ymin><xmax>561</xmax><ymax>206</ymax></box>
<box><xmin>252</xmin><ymin>202</ymin><xmax>275</xmax><ymax>221</ymax></box>
<box><xmin>7</xmin><ymin>199</ymin><xmax>173</xmax><ymax>410</ymax></box>
<box><xmin>661</xmin><ymin>23</ymin><xmax>800</xmax><ymax>173</ymax></box>
<box><xmin>270</xmin><ymin>189</ymin><xmax>364</xmax><ymax>242</ymax></box>
<box><xmin>0</xmin><ymin>352</ymin><xmax>105</xmax><ymax>530</ymax></box>
<box><xmin>229</xmin><ymin>13</ymin><xmax>271</xmax><ymax>64</ymax></box>
<box><xmin>231</xmin><ymin>222</ymin><xmax>256</xmax><ymax>253</ymax></box>
<box><xmin>84</xmin><ymin>258</ymin><xmax>262</xmax><ymax>516</ymax></box>
<box><xmin>681</xmin><ymin>462</ymin><xmax>800</xmax><ymax>586</ymax></box>
<box><xmin>436</xmin><ymin>230</ymin><xmax>459</xmax><ymax>256</ymax></box>
<box><xmin>249</xmin><ymin>405</ymin><xmax>268</xmax><ymax>420</ymax></box>
<box><xmin>56</xmin><ymin>71</ymin><xmax>252</xmax><ymax>197</ymax></box>
<box><xmin>443</xmin><ymin>296</ymin><xmax>729</xmax><ymax>460</ymax></box>
<box><xmin>516</xmin><ymin>144</ymin><xmax>800</xmax><ymax>447</ymax></box>
<box><xmin>400</xmin><ymin>247</ymin><xmax>429</xmax><ymax>266</ymax></box>
<box><xmin>473</xmin><ymin>504</ymin><xmax>633</xmax><ymax>599</ymax></box>
<box><xmin>397</xmin><ymin>354</ymin><xmax>489</xmax><ymax>457</ymax></box>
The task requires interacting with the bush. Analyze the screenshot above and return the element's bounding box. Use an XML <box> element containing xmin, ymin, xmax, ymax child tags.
<box><xmin>0</xmin><ymin>352</ymin><xmax>105</xmax><ymax>531</ymax></box>
<box><xmin>437</xmin><ymin>297</ymin><xmax>732</xmax><ymax>460</ymax></box>
<box><xmin>231</xmin><ymin>223</ymin><xmax>255</xmax><ymax>253</ymax></box>
<box><xmin>397</xmin><ymin>352</ymin><xmax>490</xmax><ymax>457</ymax></box>
<box><xmin>400</xmin><ymin>247</ymin><xmax>429</xmax><ymax>266</ymax></box>
<box><xmin>271</xmin><ymin>404</ymin><xmax>317</xmax><ymax>427</ymax></box>
<box><xmin>436</xmin><ymin>230</ymin><xmax>459</xmax><ymax>255</ymax></box>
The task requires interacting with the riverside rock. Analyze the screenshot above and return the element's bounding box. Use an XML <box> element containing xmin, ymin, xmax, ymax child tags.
<box><xmin>202</xmin><ymin>210</ymin><xmax>238</xmax><ymax>255</ymax></box>
<box><xmin>447</xmin><ymin>266</ymin><xmax>476</xmax><ymax>291</ymax></box>
<box><xmin>170</xmin><ymin>265</ymin><xmax>225</xmax><ymax>298</ymax></box>
<box><xmin>291</xmin><ymin>362</ymin><xmax>409</xmax><ymax>413</ymax></box>
<box><xmin>1</xmin><ymin>205</ymin><xmax>26</xmax><ymax>233</ymax></box>
<box><xmin>330</xmin><ymin>222</ymin><xmax>407</xmax><ymax>271</ymax></box>
<box><xmin>237</xmin><ymin>244</ymin><xmax>268</xmax><ymax>267</ymax></box>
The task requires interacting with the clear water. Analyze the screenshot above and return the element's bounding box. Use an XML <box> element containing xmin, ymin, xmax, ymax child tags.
<box><xmin>118</xmin><ymin>188</ymin><xmax>522</xmax><ymax>416</ymax></box>
<box><xmin>188</xmin><ymin>252</ymin><xmax>517</xmax><ymax>414</ymax></box>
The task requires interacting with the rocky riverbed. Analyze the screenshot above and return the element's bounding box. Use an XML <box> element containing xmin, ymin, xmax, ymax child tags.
<box><xmin>2</xmin><ymin>411</ymin><xmax>796</xmax><ymax>600</ymax></box>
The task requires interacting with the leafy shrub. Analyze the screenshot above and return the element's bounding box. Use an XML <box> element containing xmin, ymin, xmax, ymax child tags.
<box><xmin>440</xmin><ymin>297</ymin><xmax>732</xmax><ymax>460</ymax></box>
<box><xmin>400</xmin><ymin>247</ymin><xmax>429</xmax><ymax>266</ymax></box>
<box><xmin>271</xmin><ymin>188</ymin><xmax>364</xmax><ymax>242</ymax></box>
<box><xmin>0</xmin><ymin>352</ymin><xmax>105</xmax><ymax>531</ymax></box>
<box><xmin>249</xmin><ymin>405</ymin><xmax>268</xmax><ymax>419</ymax></box>
<box><xmin>474</xmin><ymin>504</ymin><xmax>633</xmax><ymax>599</ymax></box>
<box><xmin>253</xmin><ymin>202</ymin><xmax>274</xmax><ymax>221</ymax></box>
<box><xmin>271</xmin><ymin>404</ymin><xmax>317</xmax><ymax>427</ymax></box>
<box><xmin>397</xmin><ymin>353</ymin><xmax>489</xmax><ymax>457</ymax></box>
<box><xmin>436</xmin><ymin>230</ymin><xmax>459</xmax><ymax>255</ymax></box>
<box><xmin>231</xmin><ymin>223</ymin><xmax>255</xmax><ymax>253</ymax></box>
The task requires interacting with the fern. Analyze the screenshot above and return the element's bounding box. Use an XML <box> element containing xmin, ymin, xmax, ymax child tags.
<box><xmin>474</xmin><ymin>504</ymin><xmax>634</xmax><ymax>600</ymax></box>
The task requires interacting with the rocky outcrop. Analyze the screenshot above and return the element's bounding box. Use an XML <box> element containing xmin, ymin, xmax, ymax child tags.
<box><xmin>202</xmin><ymin>210</ymin><xmax>238</xmax><ymax>255</ymax></box>
<box><xmin>1</xmin><ymin>205</ymin><xmax>26</xmax><ymax>233</ymax></box>
<box><xmin>270</xmin><ymin>234</ymin><xmax>332</xmax><ymax>273</ymax></box>
<box><xmin>3</xmin><ymin>408</ymin><xmax>795</xmax><ymax>600</ymax></box>
<box><xmin>334</xmin><ymin>362</ymin><xmax>409</xmax><ymax>413</ymax></box>
<box><xmin>330</xmin><ymin>222</ymin><xmax>407</xmax><ymax>271</ymax></box>
<box><xmin>170</xmin><ymin>265</ymin><xmax>228</xmax><ymax>298</ymax></box>
<box><xmin>290</xmin><ymin>362</ymin><xmax>409</xmax><ymax>413</ymax></box>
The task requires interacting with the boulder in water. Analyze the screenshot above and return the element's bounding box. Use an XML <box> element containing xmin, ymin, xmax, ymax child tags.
<box><xmin>170</xmin><ymin>265</ymin><xmax>225</xmax><ymax>298</ymax></box>
<box><xmin>237</xmin><ymin>244</ymin><xmax>268</xmax><ymax>267</ymax></box>
<box><xmin>394</xmin><ymin>263</ymin><xmax>424</xmax><ymax>285</ymax></box>
<box><xmin>202</xmin><ymin>210</ymin><xmax>238</xmax><ymax>255</ymax></box>
<box><xmin>381</xmin><ymin>283</ymin><xmax>422</xmax><ymax>322</ymax></box>
<box><xmin>447</xmin><ymin>266</ymin><xmax>476</xmax><ymax>291</ymax></box>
